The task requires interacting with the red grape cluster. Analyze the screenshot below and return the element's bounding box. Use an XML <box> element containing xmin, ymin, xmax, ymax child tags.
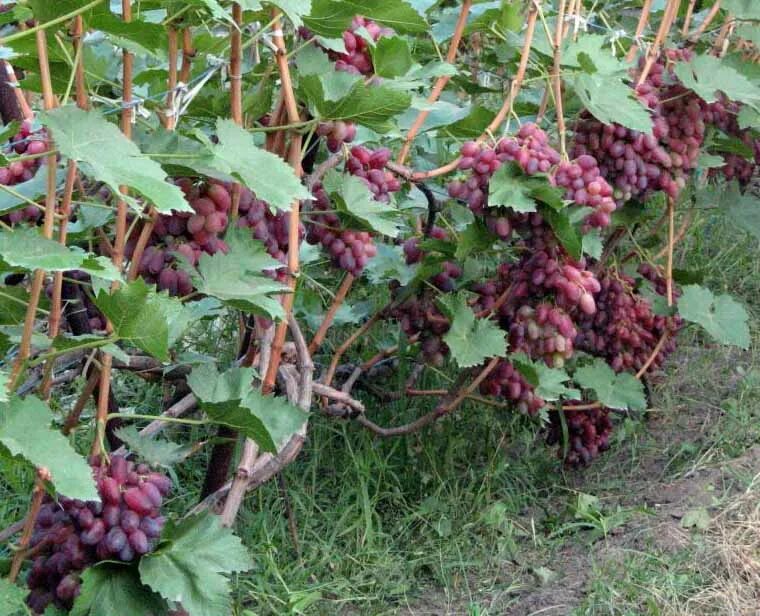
<box><xmin>305</xmin><ymin>184</ymin><xmax>377</xmax><ymax>276</ymax></box>
<box><xmin>127</xmin><ymin>179</ymin><xmax>232</xmax><ymax>296</ymax></box>
<box><xmin>25</xmin><ymin>455</ymin><xmax>171</xmax><ymax>614</ymax></box>
<box><xmin>346</xmin><ymin>146</ymin><xmax>401</xmax><ymax>203</ymax></box>
<box><xmin>552</xmin><ymin>155</ymin><xmax>617</xmax><ymax>229</ymax></box>
<box><xmin>509</xmin><ymin>303</ymin><xmax>576</xmax><ymax>369</ymax></box>
<box><xmin>480</xmin><ymin>359</ymin><xmax>545</xmax><ymax>416</ymax></box>
<box><xmin>316</xmin><ymin>120</ymin><xmax>357</xmax><ymax>153</ymax></box>
<box><xmin>574</xmin><ymin>268</ymin><xmax>681</xmax><ymax>374</ymax></box>
<box><xmin>572</xmin><ymin>49</ymin><xmax>712</xmax><ymax>203</ymax></box>
<box><xmin>546</xmin><ymin>405</ymin><xmax>613</xmax><ymax>467</ymax></box>
<box><xmin>236</xmin><ymin>185</ymin><xmax>302</xmax><ymax>271</ymax></box>
<box><xmin>389</xmin><ymin>287</ymin><xmax>451</xmax><ymax>366</ymax></box>
<box><xmin>0</xmin><ymin>122</ymin><xmax>51</xmax><ymax>226</ymax></box>
<box><xmin>705</xmin><ymin>95</ymin><xmax>760</xmax><ymax>184</ymax></box>
<box><xmin>328</xmin><ymin>16</ymin><xmax>394</xmax><ymax>76</ymax></box>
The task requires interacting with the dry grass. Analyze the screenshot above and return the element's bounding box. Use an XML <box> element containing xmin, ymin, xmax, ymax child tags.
<box><xmin>678</xmin><ymin>478</ymin><xmax>760</xmax><ymax>616</ymax></box>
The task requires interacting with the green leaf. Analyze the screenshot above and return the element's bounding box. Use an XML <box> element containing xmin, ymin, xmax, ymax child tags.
<box><xmin>0</xmin><ymin>369</ymin><xmax>8</xmax><ymax>403</ymax></box>
<box><xmin>304</xmin><ymin>0</ymin><xmax>428</xmax><ymax>37</ymax></box>
<box><xmin>187</xmin><ymin>365</ymin><xmax>309</xmax><ymax>453</ymax></box>
<box><xmin>455</xmin><ymin>219</ymin><xmax>495</xmax><ymax>260</ymax></box>
<box><xmin>443</xmin><ymin>105</ymin><xmax>496</xmax><ymax>139</ymax></box>
<box><xmin>678</xmin><ymin>285</ymin><xmax>750</xmax><ymax>349</ymax></box>
<box><xmin>326</xmin><ymin>172</ymin><xmax>402</xmax><ymax>237</ymax></box>
<box><xmin>539</xmin><ymin>205</ymin><xmax>582</xmax><ymax>261</ymax></box>
<box><xmin>207</xmin><ymin>119</ymin><xmax>309</xmax><ymax>211</ymax></box>
<box><xmin>90</xmin><ymin>13</ymin><xmax>167</xmax><ymax>56</ymax></box>
<box><xmin>364</xmin><ymin>243</ymin><xmax>414</xmax><ymax>285</ymax></box>
<box><xmin>0</xmin><ymin>396</ymin><xmax>98</xmax><ymax>501</ymax></box>
<box><xmin>71</xmin><ymin>563</ymin><xmax>167</xmax><ymax>616</ymax></box>
<box><xmin>190</xmin><ymin>232</ymin><xmax>288</xmax><ymax>320</ymax></box>
<box><xmin>575</xmin><ymin>359</ymin><xmax>647</xmax><ymax>411</ymax></box>
<box><xmin>95</xmin><ymin>279</ymin><xmax>171</xmax><ymax>362</ymax></box>
<box><xmin>372</xmin><ymin>36</ymin><xmax>413</xmax><ymax>78</ymax></box>
<box><xmin>488</xmin><ymin>163</ymin><xmax>536</xmax><ymax>213</ymax></box>
<box><xmin>0</xmin><ymin>165</ymin><xmax>65</xmax><ymax>215</ymax></box>
<box><xmin>737</xmin><ymin>105</ymin><xmax>760</xmax><ymax>130</ymax></box>
<box><xmin>0</xmin><ymin>577</ymin><xmax>26</xmax><ymax>616</ymax></box>
<box><xmin>511</xmin><ymin>352</ymin><xmax>579</xmax><ymax>402</ymax></box>
<box><xmin>728</xmin><ymin>187</ymin><xmax>760</xmax><ymax>243</ymax></box>
<box><xmin>722</xmin><ymin>0</ymin><xmax>760</xmax><ymax>20</ymax></box>
<box><xmin>574</xmin><ymin>73</ymin><xmax>653</xmax><ymax>133</ymax></box>
<box><xmin>563</xmin><ymin>34</ymin><xmax>627</xmax><ymax>75</ymax></box>
<box><xmin>0</xmin><ymin>228</ymin><xmax>100</xmax><ymax>272</ymax></box>
<box><xmin>301</xmin><ymin>76</ymin><xmax>411</xmax><ymax>132</ymax></box>
<box><xmin>582</xmin><ymin>228</ymin><xmax>603</xmax><ymax>259</ymax></box>
<box><xmin>0</xmin><ymin>285</ymin><xmax>33</xmax><ymax>325</ymax></box>
<box><xmin>267</xmin><ymin>0</ymin><xmax>312</xmax><ymax>27</ymax></box>
<box><xmin>113</xmin><ymin>426</ymin><xmax>190</xmax><ymax>469</ymax></box>
<box><xmin>674</xmin><ymin>55</ymin><xmax>760</xmax><ymax>108</ymax></box>
<box><xmin>681</xmin><ymin>507</ymin><xmax>711</xmax><ymax>531</ymax></box>
<box><xmin>440</xmin><ymin>295</ymin><xmax>507</xmax><ymax>368</ymax></box>
<box><xmin>139</xmin><ymin>513</ymin><xmax>253</xmax><ymax>616</ymax></box>
<box><xmin>40</xmin><ymin>107</ymin><xmax>191</xmax><ymax>214</ymax></box>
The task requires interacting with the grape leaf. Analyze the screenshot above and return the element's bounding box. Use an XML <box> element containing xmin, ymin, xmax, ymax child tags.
<box><xmin>189</xmin><ymin>233</ymin><xmax>288</xmax><ymax>320</ymax></box>
<box><xmin>71</xmin><ymin>563</ymin><xmax>167</xmax><ymax>616</ymax></box>
<box><xmin>113</xmin><ymin>426</ymin><xmax>191</xmax><ymax>469</ymax></box>
<box><xmin>724</xmin><ymin>182</ymin><xmax>760</xmax><ymax>243</ymax></box>
<box><xmin>678</xmin><ymin>285</ymin><xmax>750</xmax><ymax>349</ymax></box>
<box><xmin>372</xmin><ymin>36</ymin><xmax>413</xmax><ymax>78</ymax></box>
<box><xmin>439</xmin><ymin>295</ymin><xmax>507</xmax><ymax>368</ymax></box>
<box><xmin>539</xmin><ymin>205</ymin><xmax>582</xmax><ymax>261</ymax></box>
<box><xmin>455</xmin><ymin>219</ymin><xmax>496</xmax><ymax>260</ymax></box>
<box><xmin>90</xmin><ymin>12</ymin><xmax>167</xmax><ymax>56</ymax></box>
<box><xmin>737</xmin><ymin>105</ymin><xmax>760</xmax><ymax>130</ymax></box>
<box><xmin>582</xmin><ymin>228</ymin><xmax>603</xmax><ymax>259</ymax></box>
<box><xmin>0</xmin><ymin>396</ymin><xmax>98</xmax><ymax>501</ymax></box>
<box><xmin>0</xmin><ymin>369</ymin><xmax>8</xmax><ymax>403</ymax></box>
<box><xmin>206</xmin><ymin>119</ymin><xmax>310</xmax><ymax>211</ymax></box>
<box><xmin>0</xmin><ymin>228</ymin><xmax>101</xmax><ymax>272</ymax></box>
<box><xmin>187</xmin><ymin>365</ymin><xmax>309</xmax><ymax>453</ymax></box>
<box><xmin>575</xmin><ymin>359</ymin><xmax>647</xmax><ymax>411</ymax></box>
<box><xmin>722</xmin><ymin>0</ymin><xmax>760</xmax><ymax>20</ymax></box>
<box><xmin>139</xmin><ymin>513</ymin><xmax>253</xmax><ymax>616</ymax></box>
<box><xmin>574</xmin><ymin>73</ymin><xmax>653</xmax><ymax>133</ymax></box>
<box><xmin>304</xmin><ymin>0</ymin><xmax>428</xmax><ymax>37</ymax></box>
<box><xmin>488</xmin><ymin>164</ymin><xmax>536</xmax><ymax>213</ymax></box>
<box><xmin>364</xmin><ymin>243</ymin><xmax>415</xmax><ymax>285</ymax></box>
<box><xmin>266</xmin><ymin>0</ymin><xmax>312</xmax><ymax>27</ymax></box>
<box><xmin>0</xmin><ymin>285</ymin><xmax>34</xmax><ymax>325</ymax></box>
<box><xmin>40</xmin><ymin>107</ymin><xmax>191</xmax><ymax>214</ymax></box>
<box><xmin>563</xmin><ymin>34</ymin><xmax>626</xmax><ymax>75</ymax></box>
<box><xmin>0</xmin><ymin>577</ymin><xmax>27</xmax><ymax>615</ymax></box>
<box><xmin>300</xmin><ymin>76</ymin><xmax>411</xmax><ymax>132</ymax></box>
<box><xmin>674</xmin><ymin>55</ymin><xmax>760</xmax><ymax>109</ymax></box>
<box><xmin>95</xmin><ymin>279</ymin><xmax>172</xmax><ymax>362</ymax></box>
<box><xmin>326</xmin><ymin>172</ymin><xmax>403</xmax><ymax>238</ymax></box>
<box><xmin>0</xmin><ymin>165</ymin><xmax>65</xmax><ymax>215</ymax></box>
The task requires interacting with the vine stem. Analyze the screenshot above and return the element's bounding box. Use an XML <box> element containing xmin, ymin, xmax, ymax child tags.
<box><xmin>8</xmin><ymin>468</ymin><xmax>50</xmax><ymax>582</ymax></box>
<box><xmin>41</xmin><ymin>15</ymin><xmax>88</xmax><ymax>398</ymax></box>
<box><xmin>222</xmin><ymin>13</ymin><xmax>306</xmax><ymax>526</ymax></box>
<box><xmin>636</xmin><ymin>0</ymin><xmax>682</xmax><ymax>87</ymax></box>
<box><xmin>324</xmin><ymin>311</ymin><xmax>384</xmax><ymax>389</ymax></box>
<box><xmin>356</xmin><ymin>358</ymin><xmax>499</xmax><ymax>437</ymax></box>
<box><xmin>386</xmin><ymin>1</ymin><xmax>539</xmax><ymax>182</ymax></box>
<box><xmin>654</xmin><ymin>212</ymin><xmax>691</xmax><ymax>260</ymax></box>
<box><xmin>9</xmin><ymin>28</ymin><xmax>58</xmax><ymax>389</ymax></box>
<box><xmin>229</xmin><ymin>3</ymin><xmax>244</xmax><ymax>219</ymax></box>
<box><xmin>179</xmin><ymin>27</ymin><xmax>195</xmax><ymax>84</ymax></box>
<box><xmin>551</xmin><ymin>0</ymin><xmax>568</xmax><ymax>158</ymax></box>
<box><xmin>681</xmin><ymin>0</ymin><xmax>698</xmax><ymax>36</ymax></box>
<box><xmin>635</xmin><ymin>332</ymin><xmax>669</xmax><ymax>378</ymax></box>
<box><xmin>308</xmin><ymin>274</ymin><xmax>354</xmax><ymax>354</ymax></box>
<box><xmin>93</xmin><ymin>0</ymin><xmax>133</xmax><ymax>457</ymax></box>
<box><xmin>713</xmin><ymin>12</ymin><xmax>734</xmax><ymax>56</ymax></box>
<box><xmin>396</xmin><ymin>0</ymin><xmax>473</xmax><ymax>165</ymax></box>
<box><xmin>688</xmin><ymin>0</ymin><xmax>722</xmax><ymax>41</ymax></box>
<box><xmin>625</xmin><ymin>0</ymin><xmax>653</xmax><ymax>62</ymax></box>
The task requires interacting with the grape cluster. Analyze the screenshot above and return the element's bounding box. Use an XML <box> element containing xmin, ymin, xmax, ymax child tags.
<box><xmin>346</xmin><ymin>146</ymin><xmax>401</xmax><ymax>203</ymax></box>
<box><xmin>705</xmin><ymin>95</ymin><xmax>760</xmax><ymax>184</ymax></box>
<box><xmin>552</xmin><ymin>155</ymin><xmax>617</xmax><ymax>229</ymax></box>
<box><xmin>574</xmin><ymin>268</ymin><xmax>680</xmax><ymax>374</ymax></box>
<box><xmin>0</xmin><ymin>122</ymin><xmax>51</xmax><ymax>226</ymax></box>
<box><xmin>305</xmin><ymin>184</ymin><xmax>377</xmax><ymax>276</ymax></box>
<box><xmin>316</xmin><ymin>120</ymin><xmax>357</xmax><ymax>153</ymax></box>
<box><xmin>127</xmin><ymin>179</ymin><xmax>232</xmax><ymax>296</ymax></box>
<box><xmin>572</xmin><ymin>49</ymin><xmax>711</xmax><ymax>203</ymax></box>
<box><xmin>480</xmin><ymin>360</ymin><xmax>545</xmax><ymax>416</ymax></box>
<box><xmin>510</xmin><ymin>303</ymin><xmax>576</xmax><ymax>369</ymax></box>
<box><xmin>389</xmin><ymin>287</ymin><xmax>451</xmax><ymax>366</ymax></box>
<box><xmin>26</xmin><ymin>455</ymin><xmax>171</xmax><ymax>614</ymax></box>
<box><xmin>546</xmin><ymin>405</ymin><xmax>613</xmax><ymax>467</ymax></box>
<box><xmin>328</xmin><ymin>16</ymin><xmax>394</xmax><ymax>76</ymax></box>
<box><xmin>236</xmin><ymin>185</ymin><xmax>302</xmax><ymax>271</ymax></box>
